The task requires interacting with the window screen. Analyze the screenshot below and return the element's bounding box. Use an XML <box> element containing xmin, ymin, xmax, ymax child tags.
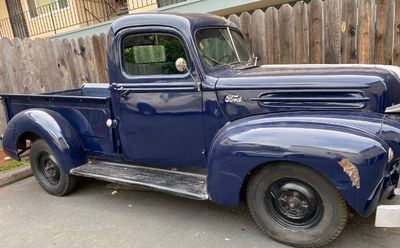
<box><xmin>122</xmin><ymin>33</ymin><xmax>187</xmax><ymax>76</ymax></box>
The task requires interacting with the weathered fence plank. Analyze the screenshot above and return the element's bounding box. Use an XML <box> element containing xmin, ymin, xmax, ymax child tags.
<box><xmin>92</xmin><ymin>35</ymin><xmax>108</xmax><ymax>83</ymax></box>
<box><xmin>293</xmin><ymin>1</ymin><xmax>309</xmax><ymax>64</ymax></box>
<box><xmin>31</xmin><ymin>38</ymin><xmax>46</xmax><ymax>92</ymax></box>
<box><xmin>0</xmin><ymin>39</ymin><xmax>14</xmax><ymax>93</ymax></box>
<box><xmin>358</xmin><ymin>0</ymin><xmax>376</xmax><ymax>64</ymax></box>
<box><xmin>24</xmin><ymin>38</ymin><xmax>44</xmax><ymax>93</ymax></box>
<box><xmin>83</xmin><ymin>36</ymin><xmax>99</xmax><ymax>83</ymax></box>
<box><xmin>264</xmin><ymin>7</ymin><xmax>280</xmax><ymax>64</ymax></box>
<box><xmin>324</xmin><ymin>0</ymin><xmax>342</xmax><ymax>63</ymax></box>
<box><xmin>341</xmin><ymin>0</ymin><xmax>358</xmax><ymax>64</ymax></box>
<box><xmin>308</xmin><ymin>0</ymin><xmax>324</xmax><ymax>64</ymax></box>
<box><xmin>278</xmin><ymin>4</ymin><xmax>294</xmax><ymax>64</ymax></box>
<box><xmin>53</xmin><ymin>39</ymin><xmax>71</xmax><ymax>91</ymax></box>
<box><xmin>0</xmin><ymin>38</ymin><xmax>11</xmax><ymax>133</ymax></box>
<box><xmin>61</xmin><ymin>39</ymin><xmax>79</xmax><ymax>88</ymax></box>
<box><xmin>2</xmin><ymin>38</ymin><xmax>21</xmax><ymax>93</ymax></box>
<box><xmin>75</xmin><ymin>38</ymin><xmax>90</xmax><ymax>84</ymax></box>
<box><xmin>394</xmin><ymin>0</ymin><xmax>400</xmax><ymax>66</ymax></box>
<box><xmin>374</xmin><ymin>0</ymin><xmax>395</xmax><ymax>65</ymax></box>
<box><xmin>239</xmin><ymin>12</ymin><xmax>253</xmax><ymax>53</ymax></box>
<box><xmin>42</xmin><ymin>38</ymin><xmax>60</xmax><ymax>92</ymax></box>
<box><xmin>228</xmin><ymin>14</ymin><xmax>240</xmax><ymax>28</ymax></box>
<box><xmin>99</xmin><ymin>33</ymin><xmax>109</xmax><ymax>80</ymax></box>
<box><xmin>251</xmin><ymin>9</ymin><xmax>267</xmax><ymax>64</ymax></box>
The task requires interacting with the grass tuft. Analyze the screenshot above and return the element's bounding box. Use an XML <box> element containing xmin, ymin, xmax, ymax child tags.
<box><xmin>0</xmin><ymin>158</ymin><xmax>29</xmax><ymax>172</ymax></box>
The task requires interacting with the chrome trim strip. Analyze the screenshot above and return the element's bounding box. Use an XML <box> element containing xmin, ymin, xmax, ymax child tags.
<box><xmin>385</xmin><ymin>104</ymin><xmax>400</xmax><ymax>113</ymax></box>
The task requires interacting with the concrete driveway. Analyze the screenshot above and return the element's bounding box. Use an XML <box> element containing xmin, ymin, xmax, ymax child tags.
<box><xmin>1</xmin><ymin>177</ymin><xmax>399</xmax><ymax>248</ymax></box>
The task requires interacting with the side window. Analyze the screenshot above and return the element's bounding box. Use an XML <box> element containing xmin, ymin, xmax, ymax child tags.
<box><xmin>122</xmin><ymin>33</ymin><xmax>188</xmax><ymax>76</ymax></box>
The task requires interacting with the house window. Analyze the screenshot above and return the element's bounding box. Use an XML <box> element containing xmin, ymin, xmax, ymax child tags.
<box><xmin>27</xmin><ymin>0</ymin><xmax>69</xmax><ymax>18</ymax></box>
<box><xmin>157</xmin><ymin>0</ymin><xmax>186</xmax><ymax>8</ymax></box>
<box><xmin>122</xmin><ymin>33</ymin><xmax>188</xmax><ymax>76</ymax></box>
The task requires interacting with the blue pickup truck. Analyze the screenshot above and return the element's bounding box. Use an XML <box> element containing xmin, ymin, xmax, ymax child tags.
<box><xmin>1</xmin><ymin>13</ymin><xmax>400</xmax><ymax>247</ymax></box>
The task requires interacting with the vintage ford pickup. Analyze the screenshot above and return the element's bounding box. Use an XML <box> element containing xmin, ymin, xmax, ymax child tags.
<box><xmin>1</xmin><ymin>13</ymin><xmax>400</xmax><ymax>247</ymax></box>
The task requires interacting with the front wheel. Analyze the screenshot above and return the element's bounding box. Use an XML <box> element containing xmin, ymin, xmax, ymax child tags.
<box><xmin>246</xmin><ymin>163</ymin><xmax>348</xmax><ymax>248</ymax></box>
<box><xmin>30</xmin><ymin>139</ymin><xmax>77</xmax><ymax>196</ymax></box>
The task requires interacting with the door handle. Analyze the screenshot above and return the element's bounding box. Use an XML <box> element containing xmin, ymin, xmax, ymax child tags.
<box><xmin>120</xmin><ymin>89</ymin><xmax>132</xmax><ymax>97</ymax></box>
<box><xmin>115</xmin><ymin>87</ymin><xmax>132</xmax><ymax>97</ymax></box>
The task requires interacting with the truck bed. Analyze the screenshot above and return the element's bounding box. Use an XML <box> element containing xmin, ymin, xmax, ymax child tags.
<box><xmin>41</xmin><ymin>83</ymin><xmax>110</xmax><ymax>98</ymax></box>
<box><xmin>0</xmin><ymin>83</ymin><xmax>117</xmax><ymax>160</ymax></box>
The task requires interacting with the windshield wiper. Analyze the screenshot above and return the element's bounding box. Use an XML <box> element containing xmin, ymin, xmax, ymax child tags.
<box><xmin>237</xmin><ymin>65</ymin><xmax>258</xmax><ymax>70</ymax></box>
<box><xmin>245</xmin><ymin>54</ymin><xmax>258</xmax><ymax>67</ymax></box>
<box><xmin>235</xmin><ymin>55</ymin><xmax>259</xmax><ymax>70</ymax></box>
<box><xmin>201</xmin><ymin>53</ymin><xmax>229</xmax><ymax>66</ymax></box>
<box><xmin>201</xmin><ymin>52</ymin><xmax>250</xmax><ymax>69</ymax></box>
<box><xmin>214</xmin><ymin>61</ymin><xmax>249</xmax><ymax>70</ymax></box>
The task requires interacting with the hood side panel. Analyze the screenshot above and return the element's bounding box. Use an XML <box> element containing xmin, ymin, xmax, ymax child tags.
<box><xmin>214</xmin><ymin>65</ymin><xmax>398</xmax><ymax>120</ymax></box>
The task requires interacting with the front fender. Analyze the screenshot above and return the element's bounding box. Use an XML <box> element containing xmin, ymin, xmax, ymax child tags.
<box><xmin>2</xmin><ymin>109</ymin><xmax>87</xmax><ymax>172</ymax></box>
<box><xmin>207</xmin><ymin>112</ymin><xmax>390</xmax><ymax>216</ymax></box>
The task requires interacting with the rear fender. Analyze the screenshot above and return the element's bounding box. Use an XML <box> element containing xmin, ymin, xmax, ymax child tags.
<box><xmin>2</xmin><ymin>108</ymin><xmax>87</xmax><ymax>172</ymax></box>
<box><xmin>207</xmin><ymin>112</ymin><xmax>390</xmax><ymax>216</ymax></box>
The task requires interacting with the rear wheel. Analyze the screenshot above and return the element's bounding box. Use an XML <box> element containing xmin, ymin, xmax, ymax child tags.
<box><xmin>246</xmin><ymin>163</ymin><xmax>348</xmax><ymax>248</ymax></box>
<box><xmin>30</xmin><ymin>139</ymin><xmax>77</xmax><ymax>196</ymax></box>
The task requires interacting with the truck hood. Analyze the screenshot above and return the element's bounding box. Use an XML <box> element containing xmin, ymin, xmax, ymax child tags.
<box><xmin>214</xmin><ymin>64</ymin><xmax>400</xmax><ymax>120</ymax></box>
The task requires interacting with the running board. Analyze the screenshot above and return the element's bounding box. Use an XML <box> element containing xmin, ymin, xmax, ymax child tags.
<box><xmin>70</xmin><ymin>161</ymin><xmax>208</xmax><ymax>200</ymax></box>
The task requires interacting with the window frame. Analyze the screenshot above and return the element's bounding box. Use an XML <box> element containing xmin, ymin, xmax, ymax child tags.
<box><xmin>26</xmin><ymin>0</ymin><xmax>70</xmax><ymax>20</ymax></box>
<box><xmin>118</xmin><ymin>27</ymin><xmax>195</xmax><ymax>81</ymax></box>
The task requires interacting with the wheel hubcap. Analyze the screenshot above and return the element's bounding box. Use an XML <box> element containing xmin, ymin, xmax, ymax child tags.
<box><xmin>266</xmin><ymin>179</ymin><xmax>323</xmax><ymax>230</ymax></box>
<box><xmin>38</xmin><ymin>152</ymin><xmax>60</xmax><ymax>185</ymax></box>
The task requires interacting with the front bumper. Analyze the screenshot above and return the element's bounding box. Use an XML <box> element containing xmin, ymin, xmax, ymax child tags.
<box><xmin>375</xmin><ymin>188</ymin><xmax>400</xmax><ymax>227</ymax></box>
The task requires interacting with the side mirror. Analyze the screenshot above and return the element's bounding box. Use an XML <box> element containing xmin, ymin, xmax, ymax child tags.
<box><xmin>175</xmin><ymin>58</ymin><xmax>188</xmax><ymax>72</ymax></box>
<box><xmin>175</xmin><ymin>57</ymin><xmax>200</xmax><ymax>91</ymax></box>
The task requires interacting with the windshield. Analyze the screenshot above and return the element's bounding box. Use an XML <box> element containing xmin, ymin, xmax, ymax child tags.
<box><xmin>195</xmin><ymin>28</ymin><xmax>251</xmax><ymax>70</ymax></box>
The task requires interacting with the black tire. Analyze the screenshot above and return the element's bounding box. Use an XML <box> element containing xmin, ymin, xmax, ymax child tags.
<box><xmin>30</xmin><ymin>139</ymin><xmax>77</xmax><ymax>196</ymax></box>
<box><xmin>246</xmin><ymin>163</ymin><xmax>348</xmax><ymax>248</ymax></box>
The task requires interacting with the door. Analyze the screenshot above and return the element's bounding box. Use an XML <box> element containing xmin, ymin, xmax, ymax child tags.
<box><xmin>111</xmin><ymin>29</ymin><xmax>205</xmax><ymax>168</ymax></box>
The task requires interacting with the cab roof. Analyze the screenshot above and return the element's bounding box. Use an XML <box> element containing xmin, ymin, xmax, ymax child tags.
<box><xmin>108</xmin><ymin>12</ymin><xmax>236</xmax><ymax>36</ymax></box>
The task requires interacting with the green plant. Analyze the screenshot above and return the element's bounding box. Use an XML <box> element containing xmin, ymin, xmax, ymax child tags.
<box><xmin>124</xmin><ymin>47</ymin><xmax>135</xmax><ymax>63</ymax></box>
<box><xmin>0</xmin><ymin>158</ymin><xmax>28</xmax><ymax>172</ymax></box>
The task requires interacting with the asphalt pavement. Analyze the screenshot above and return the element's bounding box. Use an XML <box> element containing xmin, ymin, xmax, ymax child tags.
<box><xmin>1</xmin><ymin>177</ymin><xmax>399</xmax><ymax>248</ymax></box>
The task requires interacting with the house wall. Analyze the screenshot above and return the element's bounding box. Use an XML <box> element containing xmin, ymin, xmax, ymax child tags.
<box><xmin>0</xmin><ymin>1</ymin><xmax>12</xmax><ymax>38</ymax></box>
<box><xmin>21</xmin><ymin>0</ymin><xmax>157</xmax><ymax>39</ymax></box>
<box><xmin>18</xmin><ymin>0</ymin><xmax>89</xmax><ymax>38</ymax></box>
<box><xmin>128</xmin><ymin>0</ymin><xmax>157</xmax><ymax>13</ymax></box>
<box><xmin>3</xmin><ymin>0</ymin><xmax>298</xmax><ymax>40</ymax></box>
<box><xmin>0</xmin><ymin>1</ymin><xmax>9</xmax><ymax>19</ymax></box>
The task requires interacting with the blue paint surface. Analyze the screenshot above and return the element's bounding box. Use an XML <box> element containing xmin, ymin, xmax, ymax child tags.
<box><xmin>1</xmin><ymin>13</ymin><xmax>400</xmax><ymax>216</ymax></box>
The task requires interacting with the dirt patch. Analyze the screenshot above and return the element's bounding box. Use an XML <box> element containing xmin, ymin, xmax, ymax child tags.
<box><xmin>0</xmin><ymin>150</ymin><xmax>12</xmax><ymax>168</ymax></box>
<box><xmin>0</xmin><ymin>150</ymin><xmax>29</xmax><ymax>171</ymax></box>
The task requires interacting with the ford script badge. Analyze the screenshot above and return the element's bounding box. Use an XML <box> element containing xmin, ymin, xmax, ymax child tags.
<box><xmin>225</xmin><ymin>95</ymin><xmax>243</xmax><ymax>103</ymax></box>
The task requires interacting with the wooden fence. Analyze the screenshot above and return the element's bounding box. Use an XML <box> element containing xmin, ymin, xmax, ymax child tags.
<box><xmin>0</xmin><ymin>34</ymin><xmax>108</xmax><ymax>132</ymax></box>
<box><xmin>228</xmin><ymin>0</ymin><xmax>400</xmax><ymax>65</ymax></box>
<box><xmin>0</xmin><ymin>0</ymin><xmax>400</xmax><ymax>132</ymax></box>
